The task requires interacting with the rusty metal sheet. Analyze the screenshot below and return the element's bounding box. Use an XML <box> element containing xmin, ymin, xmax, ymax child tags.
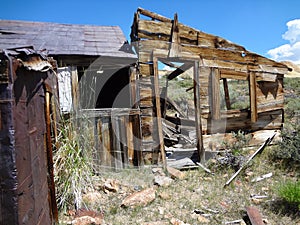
<box><xmin>0</xmin><ymin>81</ymin><xmax>18</xmax><ymax>224</ymax></box>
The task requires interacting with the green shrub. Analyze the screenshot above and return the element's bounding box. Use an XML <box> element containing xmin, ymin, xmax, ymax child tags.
<box><xmin>270</xmin><ymin>123</ymin><xmax>300</xmax><ymax>166</ymax></box>
<box><xmin>277</xmin><ymin>180</ymin><xmax>300</xmax><ymax>209</ymax></box>
<box><xmin>222</xmin><ymin>130</ymin><xmax>251</xmax><ymax>155</ymax></box>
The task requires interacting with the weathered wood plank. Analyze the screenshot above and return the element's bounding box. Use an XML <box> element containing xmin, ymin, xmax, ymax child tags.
<box><xmin>250</xmin><ymin>72</ymin><xmax>258</xmax><ymax>122</ymax></box>
<box><xmin>222</xmin><ymin>78</ymin><xmax>231</xmax><ymax>110</ymax></box>
<box><xmin>132</xmin><ymin>114</ymin><xmax>143</xmax><ymax>166</ymax></box>
<box><xmin>182</xmin><ymin>44</ymin><xmax>289</xmax><ymax>69</ymax></box>
<box><xmin>256</xmin><ymin>72</ymin><xmax>277</xmax><ymax>82</ymax></box>
<box><xmin>211</xmin><ymin>68</ymin><xmax>221</xmax><ymax>120</ymax></box>
<box><xmin>167</xmin><ymin>62</ymin><xmax>193</xmax><ymax>80</ymax></box>
<box><xmin>138</xmin><ymin>7</ymin><xmax>172</xmax><ymax>22</ymax></box>
<box><xmin>139</xmin><ymin>88</ymin><xmax>153</xmax><ymax>107</ymax></box>
<box><xmin>168</xmin><ymin>13</ymin><xmax>181</xmax><ymax>57</ymax></box>
<box><xmin>194</xmin><ymin>61</ymin><xmax>205</xmax><ymax>161</ymax></box>
<box><xmin>220</xmin><ymin>69</ymin><xmax>248</xmax><ymax>80</ymax></box>
<box><xmin>126</xmin><ymin>117</ymin><xmax>134</xmax><ymax>166</ymax></box>
<box><xmin>153</xmin><ymin>57</ymin><xmax>166</xmax><ymax>167</ymax></box>
<box><xmin>137</xmin><ymin>19</ymin><xmax>246</xmax><ymax>51</ymax></box>
<box><xmin>246</xmin><ymin>206</ymin><xmax>265</xmax><ymax>225</ymax></box>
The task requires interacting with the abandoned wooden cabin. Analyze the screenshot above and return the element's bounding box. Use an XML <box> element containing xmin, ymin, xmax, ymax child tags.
<box><xmin>129</xmin><ymin>8</ymin><xmax>291</xmax><ymax>164</ymax></box>
<box><xmin>0</xmin><ymin>7</ymin><xmax>291</xmax><ymax>172</ymax></box>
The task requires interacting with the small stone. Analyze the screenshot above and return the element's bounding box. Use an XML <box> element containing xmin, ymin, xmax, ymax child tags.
<box><xmin>158</xmin><ymin>191</ymin><xmax>171</xmax><ymax>200</ymax></box>
<box><xmin>197</xmin><ymin>215</ymin><xmax>210</xmax><ymax>223</ymax></box>
<box><xmin>167</xmin><ymin>166</ymin><xmax>185</xmax><ymax>180</ymax></box>
<box><xmin>71</xmin><ymin>215</ymin><xmax>104</xmax><ymax>225</ymax></box>
<box><xmin>152</xmin><ymin>167</ymin><xmax>165</xmax><ymax>176</ymax></box>
<box><xmin>103</xmin><ymin>179</ymin><xmax>119</xmax><ymax>193</ymax></box>
<box><xmin>154</xmin><ymin>175</ymin><xmax>173</xmax><ymax>187</ymax></box>
<box><xmin>170</xmin><ymin>218</ymin><xmax>190</xmax><ymax>225</ymax></box>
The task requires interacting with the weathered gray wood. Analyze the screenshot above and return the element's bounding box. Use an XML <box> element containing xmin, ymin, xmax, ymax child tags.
<box><xmin>211</xmin><ymin>68</ymin><xmax>220</xmax><ymax>120</ymax></box>
<box><xmin>167</xmin><ymin>157</ymin><xmax>196</xmax><ymax>169</ymax></box>
<box><xmin>250</xmin><ymin>72</ymin><xmax>258</xmax><ymax>123</ymax></box>
<box><xmin>153</xmin><ymin>56</ymin><xmax>167</xmax><ymax>167</ymax></box>
<box><xmin>194</xmin><ymin>61</ymin><xmax>205</xmax><ymax>162</ymax></box>
<box><xmin>168</xmin><ymin>13</ymin><xmax>181</xmax><ymax>58</ymax></box>
<box><xmin>167</xmin><ymin>62</ymin><xmax>193</xmax><ymax>81</ymax></box>
<box><xmin>222</xmin><ymin>78</ymin><xmax>231</xmax><ymax>110</ymax></box>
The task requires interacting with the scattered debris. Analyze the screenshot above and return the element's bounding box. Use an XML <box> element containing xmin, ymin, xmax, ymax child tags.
<box><xmin>121</xmin><ymin>187</ymin><xmax>156</xmax><ymax>208</ymax></box>
<box><xmin>223</xmin><ymin>219</ymin><xmax>246</xmax><ymax>225</ymax></box>
<box><xmin>224</xmin><ymin>133</ymin><xmax>276</xmax><ymax>187</ymax></box>
<box><xmin>167</xmin><ymin>157</ymin><xmax>196</xmax><ymax>169</ymax></box>
<box><xmin>251</xmin><ymin>172</ymin><xmax>273</xmax><ymax>183</ymax></box>
<box><xmin>196</xmin><ymin>162</ymin><xmax>214</xmax><ymax>174</ymax></box>
<box><xmin>250</xmin><ymin>193</ymin><xmax>269</xmax><ymax>205</ymax></box>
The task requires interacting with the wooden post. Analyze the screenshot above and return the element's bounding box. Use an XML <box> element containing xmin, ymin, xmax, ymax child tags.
<box><xmin>193</xmin><ymin>61</ymin><xmax>205</xmax><ymax>162</ymax></box>
<box><xmin>111</xmin><ymin>115</ymin><xmax>123</xmax><ymax>170</ymax></box>
<box><xmin>126</xmin><ymin>116</ymin><xmax>134</xmax><ymax>166</ymax></box>
<box><xmin>153</xmin><ymin>56</ymin><xmax>166</xmax><ymax>168</ymax></box>
<box><xmin>211</xmin><ymin>68</ymin><xmax>220</xmax><ymax>120</ymax></box>
<box><xmin>250</xmin><ymin>72</ymin><xmax>258</xmax><ymax>123</ymax></box>
<box><xmin>71</xmin><ymin>66</ymin><xmax>79</xmax><ymax>112</ymax></box>
<box><xmin>222</xmin><ymin>78</ymin><xmax>231</xmax><ymax>110</ymax></box>
<box><xmin>168</xmin><ymin>13</ymin><xmax>181</xmax><ymax>58</ymax></box>
<box><xmin>44</xmin><ymin>91</ymin><xmax>58</xmax><ymax>223</ymax></box>
<box><xmin>132</xmin><ymin>114</ymin><xmax>143</xmax><ymax>167</ymax></box>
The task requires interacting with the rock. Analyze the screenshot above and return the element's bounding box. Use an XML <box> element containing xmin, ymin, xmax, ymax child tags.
<box><xmin>71</xmin><ymin>215</ymin><xmax>103</xmax><ymax>225</ymax></box>
<box><xmin>197</xmin><ymin>215</ymin><xmax>210</xmax><ymax>223</ymax></box>
<box><xmin>71</xmin><ymin>209</ymin><xmax>104</xmax><ymax>225</ymax></box>
<box><xmin>121</xmin><ymin>187</ymin><xmax>156</xmax><ymax>208</ymax></box>
<box><xmin>154</xmin><ymin>175</ymin><xmax>173</xmax><ymax>187</ymax></box>
<box><xmin>170</xmin><ymin>218</ymin><xmax>190</xmax><ymax>225</ymax></box>
<box><xmin>158</xmin><ymin>191</ymin><xmax>171</xmax><ymax>200</ymax></box>
<box><xmin>152</xmin><ymin>167</ymin><xmax>166</xmax><ymax>176</ymax></box>
<box><xmin>167</xmin><ymin>166</ymin><xmax>185</xmax><ymax>180</ymax></box>
<box><xmin>103</xmin><ymin>179</ymin><xmax>119</xmax><ymax>193</ymax></box>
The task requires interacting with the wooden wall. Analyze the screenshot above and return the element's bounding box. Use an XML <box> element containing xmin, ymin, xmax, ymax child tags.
<box><xmin>0</xmin><ymin>52</ymin><xmax>58</xmax><ymax>224</ymax></box>
<box><xmin>130</xmin><ymin>8</ymin><xmax>289</xmax><ymax>160</ymax></box>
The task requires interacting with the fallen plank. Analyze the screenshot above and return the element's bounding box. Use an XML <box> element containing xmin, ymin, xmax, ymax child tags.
<box><xmin>196</xmin><ymin>162</ymin><xmax>213</xmax><ymax>174</ymax></box>
<box><xmin>246</xmin><ymin>206</ymin><xmax>264</xmax><ymax>225</ymax></box>
<box><xmin>224</xmin><ymin>133</ymin><xmax>276</xmax><ymax>187</ymax></box>
<box><xmin>251</xmin><ymin>172</ymin><xmax>273</xmax><ymax>183</ymax></box>
<box><xmin>167</xmin><ymin>157</ymin><xmax>196</xmax><ymax>169</ymax></box>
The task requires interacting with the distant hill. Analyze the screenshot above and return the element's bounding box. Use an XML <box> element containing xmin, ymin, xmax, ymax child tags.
<box><xmin>281</xmin><ymin>61</ymin><xmax>300</xmax><ymax>77</ymax></box>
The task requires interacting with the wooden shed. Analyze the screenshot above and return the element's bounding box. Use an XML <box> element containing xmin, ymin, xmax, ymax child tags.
<box><xmin>0</xmin><ymin>47</ymin><xmax>58</xmax><ymax>224</ymax></box>
<box><xmin>130</xmin><ymin>8</ymin><xmax>291</xmax><ymax>163</ymax></box>
<box><xmin>0</xmin><ymin>19</ymin><xmax>141</xmax><ymax>170</ymax></box>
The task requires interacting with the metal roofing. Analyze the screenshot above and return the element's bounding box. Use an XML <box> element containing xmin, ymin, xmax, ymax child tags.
<box><xmin>0</xmin><ymin>20</ymin><xmax>136</xmax><ymax>58</ymax></box>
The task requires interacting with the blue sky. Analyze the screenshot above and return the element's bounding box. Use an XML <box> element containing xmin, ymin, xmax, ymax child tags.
<box><xmin>1</xmin><ymin>0</ymin><xmax>300</xmax><ymax>63</ymax></box>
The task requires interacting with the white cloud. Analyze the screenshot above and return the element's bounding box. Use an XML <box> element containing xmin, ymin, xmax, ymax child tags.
<box><xmin>267</xmin><ymin>19</ymin><xmax>300</xmax><ymax>64</ymax></box>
